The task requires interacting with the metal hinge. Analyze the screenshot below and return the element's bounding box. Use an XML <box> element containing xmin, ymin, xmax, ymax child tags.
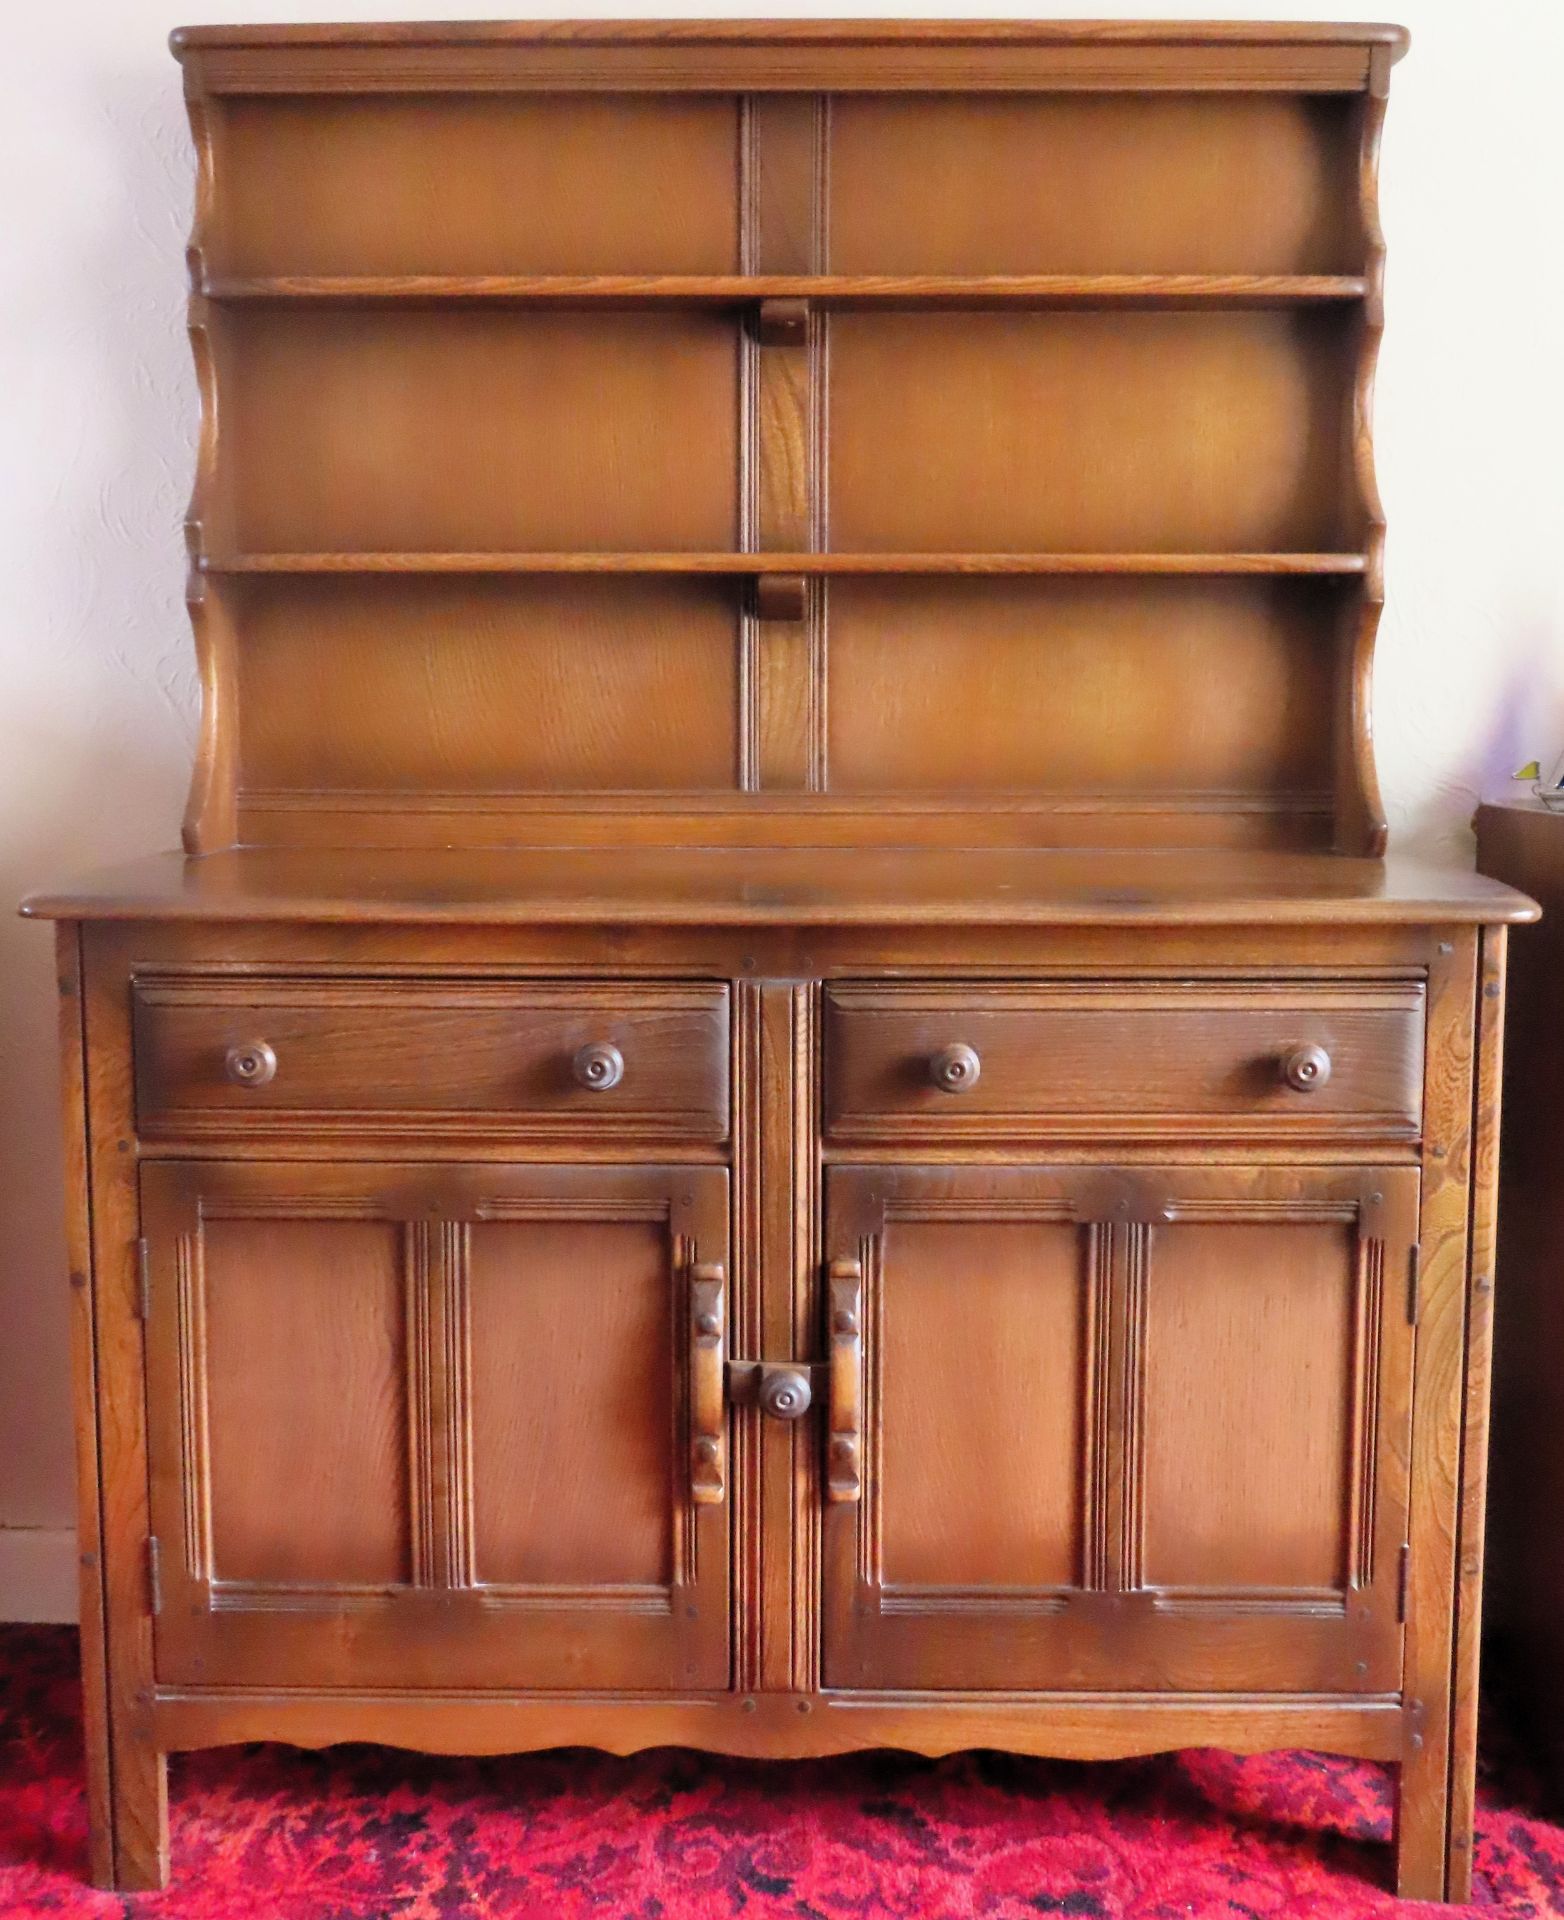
<box><xmin>135</xmin><ymin>1238</ymin><xmax>151</xmax><ymax>1321</ymax></box>
<box><xmin>1397</xmin><ymin>1543</ymin><xmax>1411</xmax><ymax>1623</ymax></box>
<box><xmin>145</xmin><ymin>1534</ymin><xmax>162</xmax><ymax>1616</ymax></box>
<box><xmin>1406</xmin><ymin>1244</ymin><xmax>1421</xmax><ymax>1326</ymax></box>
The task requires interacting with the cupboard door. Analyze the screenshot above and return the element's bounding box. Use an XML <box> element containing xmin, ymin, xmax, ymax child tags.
<box><xmin>142</xmin><ymin>1160</ymin><xmax>728</xmax><ymax>1692</ymax></box>
<box><xmin>823</xmin><ymin>1164</ymin><xmax>1416</xmax><ymax>1693</ymax></box>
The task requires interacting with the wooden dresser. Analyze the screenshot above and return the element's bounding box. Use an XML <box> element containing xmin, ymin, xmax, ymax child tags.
<box><xmin>1475</xmin><ymin>799</ymin><xmax>1564</xmax><ymax>1804</ymax></box>
<box><xmin>22</xmin><ymin>21</ymin><xmax>1536</xmax><ymax>1899</ymax></box>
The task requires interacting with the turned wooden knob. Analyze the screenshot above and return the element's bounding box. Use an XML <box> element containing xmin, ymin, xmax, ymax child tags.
<box><xmin>224</xmin><ymin>1040</ymin><xmax>277</xmax><ymax>1088</ymax></box>
<box><xmin>1280</xmin><ymin>1043</ymin><xmax>1333</xmax><ymax>1092</ymax></box>
<box><xmin>572</xmin><ymin>1042</ymin><xmax>624</xmax><ymax>1091</ymax></box>
<box><xmin>758</xmin><ymin>1368</ymin><xmax>813</xmax><ymax>1422</ymax></box>
<box><xmin>929</xmin><ymin>1042</ymin><xmax>982</xmax><ymax>1094</ymax></box>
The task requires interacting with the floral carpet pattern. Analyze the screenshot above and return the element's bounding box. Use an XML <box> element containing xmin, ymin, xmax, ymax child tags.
<box><xmin>2</xmin><ymin>1626</ymin><xmax>1562</xmax><ymax>1918</ymax></box>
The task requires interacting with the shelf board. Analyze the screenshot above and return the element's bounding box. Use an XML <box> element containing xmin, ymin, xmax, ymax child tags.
<box><xmin>197</xmin><ymin>272</ymin><xmax>1368</xmax><ymax>310</ymax></box>
<box><xmin>205</xmin><ymin>551</ymin><xmax>1369</xmax><ymax>578</ymax></box>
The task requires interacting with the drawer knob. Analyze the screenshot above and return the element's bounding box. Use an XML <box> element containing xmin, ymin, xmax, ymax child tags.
<box><xmin>224</xmin><ymin>1040</ymin><xmax>277</xmax><ymax>1089</ymax></box>
<box><xmin>757</xmin><ymin>1367</ymin><xmax>813</xmax><ymax>1422</ymax></box>
<box><xmin>1280</xmin><ymin>1043</ymin><xmax>1333</xmax><ymax>1093</ymax></box>
<box><xmin>929</xmin><ymin>1042</ymin><xmax>982</xmax><ymax>1094</ymax></box>
<box><xmin>572</xmin><ymin>1041</ymin><xmax>625</xmax><ymax>1092</ymax></box>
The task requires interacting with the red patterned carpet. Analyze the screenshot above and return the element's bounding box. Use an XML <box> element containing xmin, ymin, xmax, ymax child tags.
<box><xmin>3</xmin><ymin>1627</ymin><xmax>1562</xmax><ymax>1918</ymax></box>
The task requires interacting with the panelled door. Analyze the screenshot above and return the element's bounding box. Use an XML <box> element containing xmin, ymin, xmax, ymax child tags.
<box><xmin>822</xmin><ymin>1163</ymin><xmax>1417</xmax><ymax>1693</ymax></box>
<box><xmin>142</xmin><ymin>1159</ymin><xmax>729</xmax><ymax>1692</ymax></box>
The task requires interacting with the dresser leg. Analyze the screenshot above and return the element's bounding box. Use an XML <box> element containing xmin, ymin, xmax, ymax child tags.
<box><xmin>97</xmin><ymin>1743</ymin><xmax>168</xmax><ymax>1891</ymax></box>
<box><xmin>1395</xmin><ymin>1745</ymin><xmax>1451</xmax><ymax>1902</ymax></box>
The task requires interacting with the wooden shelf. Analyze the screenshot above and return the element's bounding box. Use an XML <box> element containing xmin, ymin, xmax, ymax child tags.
<box><xmin>204</xmin><ymin>551</ymin><xmax>1369</xmax><ymax>578</ymax></box>
<box><xmin>197</xmin><ymin>273</ymin><xmax>1368</xmax><ymax>310</ymax></box>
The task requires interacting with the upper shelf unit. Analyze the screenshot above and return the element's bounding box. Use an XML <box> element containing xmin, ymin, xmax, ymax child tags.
<box><xmin>174</xmin><ymin>24</ymin><xmax>1399</xmax><ymax>861</ymax></box>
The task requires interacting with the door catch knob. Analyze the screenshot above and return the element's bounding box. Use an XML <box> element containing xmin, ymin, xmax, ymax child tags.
<box><xmin>757</xmin><ymin>1367</ymin><xmax>813</xmax><ymax>1422</ymax></box>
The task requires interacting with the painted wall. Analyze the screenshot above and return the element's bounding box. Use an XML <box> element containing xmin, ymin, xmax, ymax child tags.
<box><xmin>2</xmin><ymin>0</ymin><xmax>1561</xmax><ymax>1617</ymax></box>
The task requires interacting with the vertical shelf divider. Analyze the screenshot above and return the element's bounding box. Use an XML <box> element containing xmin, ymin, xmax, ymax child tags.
<box><xmin>741</xmin><ymin>96</ymin><xmax>829</xmax><ymax>795</ymax></box>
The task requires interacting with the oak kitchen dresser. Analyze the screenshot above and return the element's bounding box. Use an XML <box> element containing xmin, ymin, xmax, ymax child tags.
<box><xmin>22</xmin><ymin>20</ymin><xmax>1537</xmax><ymax>1900</ymax></box>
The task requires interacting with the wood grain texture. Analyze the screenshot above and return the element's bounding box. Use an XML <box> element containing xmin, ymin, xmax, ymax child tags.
<box><xmin>1140</xmin><ymin>1221</ymin><xmax>1356</xmax><ymax>1588</ymax></box>
<box><xmin>198</xmin><ymin>1216</ymin><xmax>410</xmax><ymax>1585</ymax></box>
<box><xmin>824</xmin><ymin>1163</ymin><xmax>1416</xmax><ymax>1696</ymax></box>
<box><xmin>1397</xmin><ymin>931</ymin><xmax>1478</xmax><ymax>1899</ymax></box>
<box><xmin>203</xmin><ymin>94</ymin><xmax>741</xmax><ymax>278</ymax></box>
<box><xmin>133</xmin><ymin>978</ymin><xmax>730</xmax><ymax>1142</ymax></box>
<box><xmin>211</xmin><ymin>306</ymin><xmax>738</xmax><ymax>554</ymax></box>
<box><xmin>829</xmin><ymin>310</ymin><xmax>1353</xmax><ymax>555</ymax></box>
<box><xmin>824</xmin><ymin>981</ymin><xmax>1425</xmax><ymax>1142</ymax></box>
<box><xmin>828</xmin><ymin>95</ymin><xmax>1363</xmax><ymax>275</ymax></box>
<box><xmin>199</xmin><ymin>272</ymin><xmax>1370</xmax><ymax>308</ymax></box>
<box><xmin>227</xmin><ymin>574</ymin><xmax>740</xmax><ymax>798</ymax></box>
<box><xmin>53</xmin><ymin>926</ymin><xmax>115</xmax><ymax>1888</ymax></box>
<box><xmin>151</xmin><ymin>1686</ymin><xmax>1407</xmax><ymax>1764</ymax></box>
<box><xmin>23</xmin><ymin>848</ymin><xmax>1537</xmax><ymax>929</ymax></box>
<box><xmin>134</xmin><ymin>1157</ymin><xmax>729</xmax><ymax>1695</ymax></box>
<box><xmin>1445</xmin><ymin>923</ymin><xmax>1506</xmax><ymax>1899</ymax></box>
<box><xmin>823</xmin><ymin>576</ymin><xmax>1344</xmax><ymax>810</ymax></box>
<box><xmin>877</xmin><ymin>1218</ymin><xmax>1088</xmax><ymax>1589</ymax></box>
<box><xmin>467</xmin><ymin>1219</ymin><xmax>674</xmax><ymax>1585</ymax></box>
<box><xmin>172</xmin><ymin>23</ymin><xmax>1404</xmax><ymax>98</ymax></box>
<box><xmin>36</xmin><ymin>26</ymin><xmax>1531</xmax><ymax>1901</ymax></box>
<box><xmin>79</xmin><ymin>928</ymin><xmax>167</xmax><ymax>1890</ymax></box>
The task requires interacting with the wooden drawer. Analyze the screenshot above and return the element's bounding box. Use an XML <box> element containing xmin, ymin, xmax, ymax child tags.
<box><xmin>824</xmin><ymin>981</ymin><xmax>1424</xmax><ymax>1142</ymax></box>
<box><xmin>133</xmin><ymin>978</ymin><xmax>729</xmax><ymax>1141</ymax></box>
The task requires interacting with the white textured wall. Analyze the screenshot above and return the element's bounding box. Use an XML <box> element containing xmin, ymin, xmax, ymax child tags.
<box><xmin>2</xmin><ymin>0</ymin><xmax>1561</xmax><ymax>1617</ymax></box>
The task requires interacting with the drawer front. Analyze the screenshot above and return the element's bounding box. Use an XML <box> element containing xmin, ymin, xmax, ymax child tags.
<box><xmin>134</xmin><ymin>979</ymin><xmax>729</xmax><ymax>1140</ymax></box>
<box><xmin>824</xmin><ymin>982</ymin><xmax>1424</xmax><ymax>1141</ymax></box>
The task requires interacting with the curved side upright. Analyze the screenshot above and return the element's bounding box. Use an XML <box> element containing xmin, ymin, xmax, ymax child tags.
<box><xmin>180</xmin><ymin>92</ymin><xmax>239</xmax><ymax>854</ymax></box>
<box><xmin>1336</xmin><ymin>44</ymin><xmax>1394</xmax><ymax>857</ymax></box>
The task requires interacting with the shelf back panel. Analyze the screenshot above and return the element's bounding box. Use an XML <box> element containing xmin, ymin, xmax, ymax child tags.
<box><xmin>210</xmin><ymin>307</ymin><xmax>740</xmax><ymax>554</ymax></box>
<box><xmin>824</xmin><ymin>577</ymin><xmax>1342</xmax><ymax>799</ymax></box>
<box><xmin>230</xmin><ymin>576</ymin><xmax>740</xmax><ymax>796</ymax></box>
<box><xmin>828</xmin><ymin>310</ymin><xmax>1355</xmax><ymax>554</ymax></box>
<box><xmin>203</xmin><ymin>94</ymin><xmax>743</xmax><ymax>277</ymax></box>
<box><xmin>828</xmin><ymin>94</ymin><xmax>1364</xmax><ymax>276</ymax></box>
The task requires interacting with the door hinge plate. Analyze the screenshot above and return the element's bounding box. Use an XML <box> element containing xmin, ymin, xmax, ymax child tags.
<box><xmin>1397</xmin><ymin>1542</ymin><xmax>1411</xmax><ymax>1623</ymax></box>
<box><xmin>146</xmin><ymin>1534</ymin><xmax>162</xmax><ymax>1616</ymax></box>
<box><xmin>1407</xmin><ymin>1244</ymin><xmax>1421</xmax><ymax>1326</ymax></box>
<box><xmin>135</xmin><ymin>1238</ymin><xmax>151</xmax><ymax>1321</ymax></box>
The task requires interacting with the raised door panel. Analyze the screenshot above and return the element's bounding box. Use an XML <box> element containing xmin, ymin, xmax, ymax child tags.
<box><xmin>823</xmin><ymin>1164</ymin><xmax>1415</xmax><ymax>1693</ymax></box>
<box><xmin>876</xmin><ymin>1219</ymin><xmax>1092</xmax><ymax>1592</ymax></box>
<box><xmin>466</xmin><ymin>1219</ymin><xmax>674</xmax><ymax>1589</ymax></box>
<box><xmin>142</xmin><ymin>1161</ymin><xmax>728</xmax><ymax>1693</ymax></box>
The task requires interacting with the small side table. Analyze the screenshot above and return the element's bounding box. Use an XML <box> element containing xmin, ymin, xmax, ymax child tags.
<box><xmin>1476</xmin><ymin>797</ymin><xmax>1564</xmax><ymax>1802</ymax></box>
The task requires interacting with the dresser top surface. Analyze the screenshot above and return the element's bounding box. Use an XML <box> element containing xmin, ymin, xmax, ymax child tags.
<box><xmin>21</xmin><ymin>846</ymin><xmax>1536</xmax><ymax>929</ymax></box>
<box><xmin>170</xmin><ymin>20</ymin><xmax>1411</xmax><ymax>52</ymax></box>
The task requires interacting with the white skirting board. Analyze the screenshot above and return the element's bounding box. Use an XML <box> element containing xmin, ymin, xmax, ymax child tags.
<box><xmin>0</xmin><ymin>1526</ymin><xmax>77</xmax><ymax>1622</ymax></box>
